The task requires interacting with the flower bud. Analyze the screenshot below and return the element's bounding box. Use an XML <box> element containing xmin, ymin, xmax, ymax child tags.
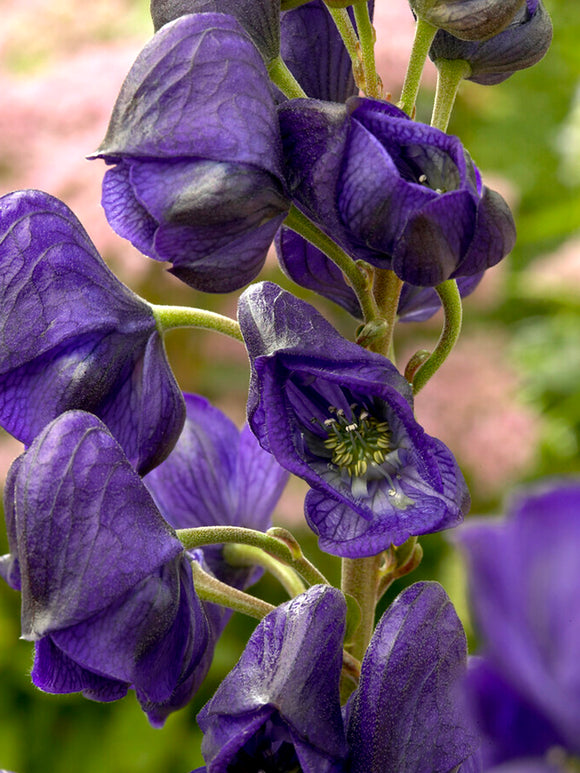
<box><xmin>409</xmin><ymin>0</ymin><xmax>525</xmax><ymax>41</ymax></box>
<box><xmin>429</xmin><ymin>0</ymin><xmax>552</xmax><ymax>85</ymax></box>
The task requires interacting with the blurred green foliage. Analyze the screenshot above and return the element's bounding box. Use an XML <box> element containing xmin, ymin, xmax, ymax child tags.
<box><xmin>2</xmin><ymin>0</ymin><xmax>580</xmax><ymax>770</ymax></box>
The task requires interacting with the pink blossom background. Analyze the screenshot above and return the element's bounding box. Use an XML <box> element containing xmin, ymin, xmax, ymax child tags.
<box><xmin>0</xmin><ymin>0</ymin><xmax>543</xmax><ymax>508</ymax></box>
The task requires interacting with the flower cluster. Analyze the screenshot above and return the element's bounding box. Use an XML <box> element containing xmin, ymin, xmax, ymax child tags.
<box><xmin>0</xmin><ymin>0</ymin><xmax>565</xmax><ymax>771</ymax></box>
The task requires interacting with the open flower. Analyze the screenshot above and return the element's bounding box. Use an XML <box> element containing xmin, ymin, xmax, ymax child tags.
<box><xmin>0</xmin><ymin>190</ymin><xmax>183</xmax><ymax>475</ymax></box>
<box><xmin>0</xmin><ymin>411</ymin><xmax>210</xmax><ymax>726</ymax></box>
<box><xmin>456</xmin><ymin>481</ymin><xmax>580</xmax><ymax>769</ymax></box>
<box><xmin>92</xmin><ymin>13</ymin><xmax>290</xmax><ymax>293</ymax></box>
<box><xmin>278</xmin><ymin>96</ymin><xmax>516</xmax><ymax>287</ymax></box>
<box><xmin>238</xmin><ymin>282</ymin><xmax>470</xmax><ymax>557</ymax></box>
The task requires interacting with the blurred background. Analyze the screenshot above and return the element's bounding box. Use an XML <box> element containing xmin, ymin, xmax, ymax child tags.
<box><xmin>1</xmin><ymin>0</ymin><xmax>579</xmax><ymax>769</ymax></box>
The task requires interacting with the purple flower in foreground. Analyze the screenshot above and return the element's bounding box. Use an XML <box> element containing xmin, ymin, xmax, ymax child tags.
<box><xmin>456</xmin><ymin>481</ymin><xmax>580</xmax><ymax>769</ymax></box>
<box><xmin>0</xmin><ymin>411</ymin><xmax>209</xmax><ymax>726</ymax></box>
<box><xmin>239</xmin><ymin>283</ymin><xmax>470</xmax><ymax>557</ymax></box>
<box><xmin>347</xmin><ymin>582</ymin><xmax>477</xmax><ymax>773</ymax></box>
<box><xmin>93</xmin><ymin>13</ymin><xmax>290</xmax><ymax>293</ymax></box>
<box><xmin>279</xmin><ymin>96</ymin><xmax>515</xmax><ymax>286</ymax></box>
<box><xmin>197</xmin><ymin>585</ymin><xmax>348</xmax><ymax>773</ymax></box>
<box><xmin>429</xmin><ymin>0</ymin><xmax>552</xmax><ymax>85</ymax></box>
<box><xmin>145</xmin><ymin>393</ymin><xmax>289</xmax><ymax>692</ymax></box>
<box><xmin>276</xmin><ymin>225</ymin><xmax>484</xmax><ymax>322</ymax></box>
<box><xmin>195</xmin><ymin>582</ymin><xmax>476</xmax><ymax>772</ymax></box>
<box><xmin>0</xmin><ymin>190</ymin><xmax>183</xmax><ymax>475</ymax></box>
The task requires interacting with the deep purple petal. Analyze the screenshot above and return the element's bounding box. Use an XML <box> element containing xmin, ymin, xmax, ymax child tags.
<box><xmin>95</xmin><ymin>14</ymin><xmax>284</xmax><ymax>179</ymax></box>
<box><xmin>455</xmin><ymin>480</ymin><xmax>580</xmax><ymax>753</ymax></box>
<box><xmin>197</xmin><ymin>586</ymin><xmax>348</xmax><ymax>769</ymax></box>
<box><xmin>12</xmin><ymin>411</ymin><xmax>183</xmax><ymax>639</ymax></box>
<box><xmin>0</xmin><ymin>189</ymin><xmax>184</xmax><ymax>474</ymax></box>
<box><xmin>0</xmin><ymin>456</ymin><xmax>22</xmax><ymax>590</ymax></box>
<box><xmin>347</xmin><ymin>582</ymin><xmax>477</xmax><ymax>773</ymax></box>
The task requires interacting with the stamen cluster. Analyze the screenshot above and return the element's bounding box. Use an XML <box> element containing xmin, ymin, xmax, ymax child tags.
<box><xmin>322</xmin><ymin>405</ymin><xmax>390</xmax><ymax>478</ymax></box>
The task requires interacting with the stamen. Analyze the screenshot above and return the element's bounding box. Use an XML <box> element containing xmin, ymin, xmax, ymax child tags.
<box><xmin>321</xmin><ymin>404</ymin><xmax>391</xmax><ymax>479</ymax></box>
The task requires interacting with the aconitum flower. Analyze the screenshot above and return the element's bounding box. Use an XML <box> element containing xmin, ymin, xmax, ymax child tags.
<box><xmin>93</xmin><ymin>13</ymin><xmax>290</xmax><ymax>293</ymax></box>
<box><xmin>0</xmin><ymin>190</ymin><xmax>183</xmax><ymax>475</ymax></box>
<box><xmin>409</xmin><ymin>0</ymin><xmax>525</xmax><ymax>41</ymax></box>
<box><xmin>0</xmin><ymin>411</ymin><xmax>210</xmax><ymax>726</ymax></box>
<box><xmin>456</xmin><ymin>481</ymin><xmax>580</xmax><ymax>768</ymax></box>
<box><xmin>238</xmin><ymin>283</ymin><xmax>470</xmax><ymax>557</ymax></box>
<box><xmin>429</xmin><ymin>0</ymin><xmax>552</xmax><ymax>85</ymax></box>
<box><xmin>196</xmin><ymin>585</ymin><xmax>349</xmax><ymax>773</ymax></box>
<box><xmin>278</xmin><ymin>96</ymin><xmax>516</xmax><ymax>286</ymax></box>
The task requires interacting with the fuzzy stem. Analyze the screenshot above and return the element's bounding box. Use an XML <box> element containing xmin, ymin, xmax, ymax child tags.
<box><xmin>190</xmin><ymin>560</ymin><xmax>276</xmax><ymax>620</ymax></box>
<box><xmin>268</xmin><ymin>55</ymin><xmax>308</xmax><ymax>99</ymax></box>
<box><xmin>340</xmin><ymin>554</ymin><xmax>382</xmax><ymax>661</ymax></box>
<box><xmin>412</xmin><ymin>279</ymin><xmax>463</xmax><ymax>394</ymax></box>
<box><xmin>431</xmin><ymin>59</ymin><xmax>472</xmax><ymax>132</ymax></box>
<box><xmin>353</xmin><ymin>2</ymin><xmax>381</xmax><ymax>98</ymax></box>
<box><xmin>398</xmin><ymin>17</ymin><xmax>438</xmax><ymax>116</ymax></box>
<box><xmin>327</xmin><ymin>7</ymin><xmax>363</xmax><ymax>89</ymax></box>
<box><xmin>284</xmin><ymin>205</ymin><xmax>380</xmax><ymax>323</ymax></box>
<box><xmin>150</xmin><ymin>304</ymin><xmax>243</xmax><ymax>342</ymax></box>
<box><xmin>223</xmin><ymin>543</ymin><xmax>307</xmax><ymax>598</ymax></box>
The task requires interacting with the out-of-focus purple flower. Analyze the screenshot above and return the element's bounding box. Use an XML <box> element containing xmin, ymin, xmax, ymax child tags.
<box><xmin>409</xmin><ymin>0</ymin><xmax>525</xmax><ymax>42</ymax></box>
<box><xmin>429</xmin><ymin>1</ymin><xmax>552</xmax><ymax>85</ymax></box>
<box><xmin>456</xmin><ymin>481</ymin><xmax>580</xmax><ymax>767</ymax></box>
<box><xmin>0</xmin><ymin>189</ymin><xmax>183</xmax><ymax>475</ymax></box>
<box><xmin>197</xmin><ymin>585</ymin><xmax>348</xmax><ymax>772</ymax></box>
<box><xmin>238</xmin><ymin>282</ymin><xmax>470</xmax><ymax>557</ymax></box>
<box><xmin>276</xmin><ymin>225</ymin><xmax>484</xmax><ymax>322</ymax></box>
<box><xmin>347</xmin><ymin>581</ymin><xmax>478</xmax><ymax>772</ymax></box>
<box><xmin>150</xmin><ymin>0</ymin><xmax>281</xmax><ymax>65</ymax></box>
<box><xmin>0</xmin><ymin>411</ymin><xmax>210</xmax><ymax>726</ymax></box>
<box><xmin>92</xmin><ymin>13</ymin><xmax>290</xmax><ymax>293</ymax></box>
<box><xmin>144</xmin><ymin>393</ymin><xmax>289</xmax><ymax>695</ymax></box>
<box><xmin>278</xmin><ymin>96</ymin><xmax>516</xmax><ymax>286</ymax></box>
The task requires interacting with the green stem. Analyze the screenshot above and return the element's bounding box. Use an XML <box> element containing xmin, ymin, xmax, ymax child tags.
<box><xmin>150</xmin><ymin>304</ymin><xmax>243</xmax><ymax>343</ymax></box>
<box><xmin>341</xmin><ymin>554</ymin><xmax>382</xmax><ymax>661</ymax></box>
<box><xmin>353</xmin><ymin>2</ymin><xmax>381</xmax><ymax>98</ymax></box>
<box><xmin>327</xmin><ymin>7</ymin><xmax>362</xmax><ymax>87</ymax></box>
<box><xmin>190</xmin><ymin>560</ymin><xmax>275</xmax><ymax>620</ymax></box>
<box><xmin>412</xmin><ymin>279</ymin><xmax>463</xmax><ymax>394</ymax></box>
<box><xmin>268</xmin><ymin>55</ymin><xmax>307</xmax><ymax>99</ymax></box>
<box><xmin>369</xmin><ymin>268</ymin><xmax>404</xmax><ymax>357</ymax></box>
<box><xmin>431</xmin><ymin>59</ymin><xmax>471</xmax><ymax>132</ymax></box>
<box><xmin>398</xmin><ymin>17</ymin><xmax>438</xmax><ymax>116</ymax></box>
<box><xmin>284</xmin><ymin>205</ymin><xmax>380</xmax><ymax>323</ymax></box>
<box><xmin>223</xmin><ymin>543</ymin><xmax>307</xmax><ymax>598</ymax></box>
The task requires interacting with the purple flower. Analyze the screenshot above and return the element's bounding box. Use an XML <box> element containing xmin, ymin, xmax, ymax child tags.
<box><xmin>455</xmin><ymin>481</ymin><xmax>580</xmax><ymax>767</ymax></box>
<box><xmin>0</xmin><ymin>411</ymin><xmax>210</xmax><ymax>726</ymax></box>
<box><xmin>197</xmin><ymin>585</ymin><xmax>349</xmax><ymax>772</ymax></box>
<box><xmin>144</xmin><ymin>393</ymin><xmax>289</xmax><ymax>690</ymax></box>
<box><xmin>238</xmin><ymin>282</ymin><xmax>470</xmax><ymax>557</ymax></box>
<box><xmin>195</xmin><ymin>582</ymin><xmax>476</xmax><ymax>772</ymax></box>
<box><xmin>409</xmin><ymin>0</ymin><xmax>526</xmax><ymax>42</ymax></box>
<box><xmin>92</xmin><ymin>13</ymin><xmax>290</xmax><ymax>293</ymax></box>
<box><xmin>278</xmin><ymin>96</ymin><xmax>516</xmax><ymax>286</ymax></box>
<box><xmin>429</xmin><ymin>1</ymin><xmax>552</xmax><ymax>85</ymax></box>
<box><xmin>276</xmin><ymin>225</ymin><xmax>484</xmax><ymax>322</ymax></box>
<box><xmin>0</xmin><ymin>190</ymin><xmax>183</xmax><ymax>475</ymax></box>
<box><xmin>347</xmin><ymin>582</ymin><xmax>478</xmax><ymax>773</ymax></box>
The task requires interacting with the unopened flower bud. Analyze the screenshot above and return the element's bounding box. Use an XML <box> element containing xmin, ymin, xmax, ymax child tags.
<box><xmin>409</xmin><ymin>0</ymin><xmax>525</xmax><ymax>41</ymax></box>
<box><xmin>429</xmin><ymin>0</ymin><xmax>552</xmax><ymax>85</ymax></box>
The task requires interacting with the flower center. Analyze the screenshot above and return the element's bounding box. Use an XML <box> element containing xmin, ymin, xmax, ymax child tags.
<box><xmin>322</xmin><ymin>405</ymin><xmax>390</xmax><ymax>478</ymax></box>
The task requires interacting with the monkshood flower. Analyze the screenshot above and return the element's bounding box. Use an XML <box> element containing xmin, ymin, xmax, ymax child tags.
<box><xmin>194</xmin><ymin>582</ymin><xmax>476</xmax><ymax>772</ymax></box>
<box><xmin>145</xmin><ymin>393</ymin><xmax>289</xmax><ymax>690</ymax></box>
<box><xmin>0</xmin><ymin>411</ymin><xmax>210</xmax><ymax>727</ymax></box>
<box><xmin>346</xmin><ymin>581</ymin><xmax>477</xmax><ymax>772</ymax></box>
<box><xmin>195</xmin><ymin>585</ymin><xmax>349</xmax><ymax>773</ymax></box>
<box><xmin>456</xmin><ymin>481</ymin><xmax>580</xmax><ymax>769</ymax></box>
<box><xmin>150</xmin><ymin>0</ymin><xmax>281</xmax><ymax>66</ymax></box>
<box><xmin>409</xmin><ymin>0</ymin><xmax>525</xmax><ymax>41</ymax></box>
<box><xmin>278</xmin><ymin>96</ymin><xmax>516</xmax><ymax>286</ymax></box>
<box><xmin>238</xmin><ymin>282</ymin><xmax>470</xmax><ymax>557</ymax></box>
<box><xmin>429</xmin><ymin>1</ymin><xmax>552</xmax><ymax>86</ymax></box>
<box><xmin>0</xmin><ymin>190</ymin><xmax>183</xmax><ymax>475</ymax></box>
<box><xmin>92</xmin><ymin>13</ymin><xmax>290</xmax><ymax>293</ymax></box>
<box><xmin>276</xmin><ymin>225</ymin><xmax>484</xmax><ymax>322</ymax></box>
